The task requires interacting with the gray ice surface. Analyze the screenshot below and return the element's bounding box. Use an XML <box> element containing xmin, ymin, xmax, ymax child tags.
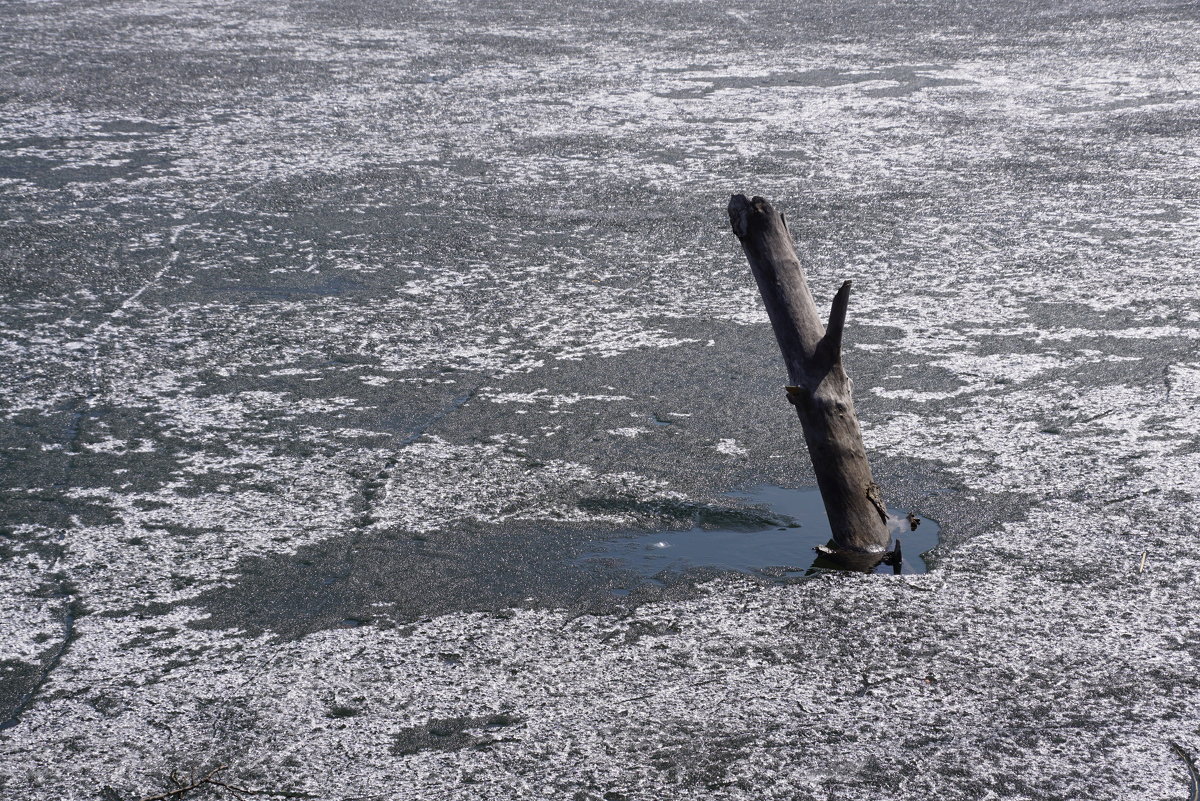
<box><xmin>2</xmin><ymin>0</ymin><xmax>1200</xmax><ymax>799</ymax></box>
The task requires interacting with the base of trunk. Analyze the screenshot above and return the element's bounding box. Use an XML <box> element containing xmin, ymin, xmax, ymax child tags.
<box><xmin>813</xmin><ymin>538</ymin><xmax>903</xmax><ymax>574</ymax></box>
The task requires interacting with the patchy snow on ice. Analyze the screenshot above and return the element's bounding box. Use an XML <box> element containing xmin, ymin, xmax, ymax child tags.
<box><xmin>4</xmin><ymin>2</ymin><xmax>1200</xmax><ymax>800</ymax></box>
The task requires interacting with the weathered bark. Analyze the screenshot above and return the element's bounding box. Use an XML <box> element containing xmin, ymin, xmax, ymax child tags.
<box><xmin>728</xmin><ymin>194</ymin><xmax>890</xmax><ymax>554</ymax></box>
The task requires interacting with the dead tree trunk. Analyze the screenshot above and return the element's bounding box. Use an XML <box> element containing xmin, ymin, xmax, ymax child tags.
<box><xmin>728</xmin><ymin>194</ymin><xmax>890</xmax><ymax>555</ymax></box>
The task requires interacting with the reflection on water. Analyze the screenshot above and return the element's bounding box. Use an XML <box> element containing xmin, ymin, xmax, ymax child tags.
<box><xmin>578</xmin><ymin>485</ymin><xmax>938</xmax><ymax>585</ymax></box>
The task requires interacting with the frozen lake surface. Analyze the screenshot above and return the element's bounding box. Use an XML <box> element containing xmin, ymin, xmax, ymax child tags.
<box><xmin>2</xmin><ymin>0</ymin><xmax>1200</xmax><ymax>799</ymax></box>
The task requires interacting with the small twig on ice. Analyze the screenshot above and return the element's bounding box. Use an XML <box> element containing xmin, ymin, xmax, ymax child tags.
<box><xmin>1170</xmin><ymin>741</ymin><xmax>1200</xmax><ymax>801</ymax></box>
<box><xmin>209</xmin><ymin>781</ymin><xmax>318</xmax><ymax>799</ymax></box>
<box><xmin>616</xmin><ymin>691</ymin><xmax>655</xmax><ymax>704</ymax></box>
<box><xmin>617</xmin><ymin>677</ymin><xmax>723</xmax><ymax>704</ymax></box>
<box><xmin>897</xmin><ymin>579</ymin><xmax>934</xmax><ymax>592</ymax></box>
<box><xmin>135</xmin><ymin>765</ymin><xmax>317</xmax><ymax>801</ymax></box>
<box><xmin>138</xmin><ymin>765</ymin><xmax>228</xmax><ymax>801</ymax></box>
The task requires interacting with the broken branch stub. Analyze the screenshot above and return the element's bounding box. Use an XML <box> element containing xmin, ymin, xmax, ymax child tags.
<box><xmin>728</xmin><ymin>194</ymin><xmax>890</xmax><ymax>554</ymax></box>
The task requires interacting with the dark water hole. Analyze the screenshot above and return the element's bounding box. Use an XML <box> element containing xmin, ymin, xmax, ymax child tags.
<box><xmin>578</xmin><ymin>485</ymin><xmax>938</xmax><ymax>588</ymax></box>
<box><xmin>189</xmin><ymin>486</ymin><xmax>939</xmax><ymax>638</ymax></box>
